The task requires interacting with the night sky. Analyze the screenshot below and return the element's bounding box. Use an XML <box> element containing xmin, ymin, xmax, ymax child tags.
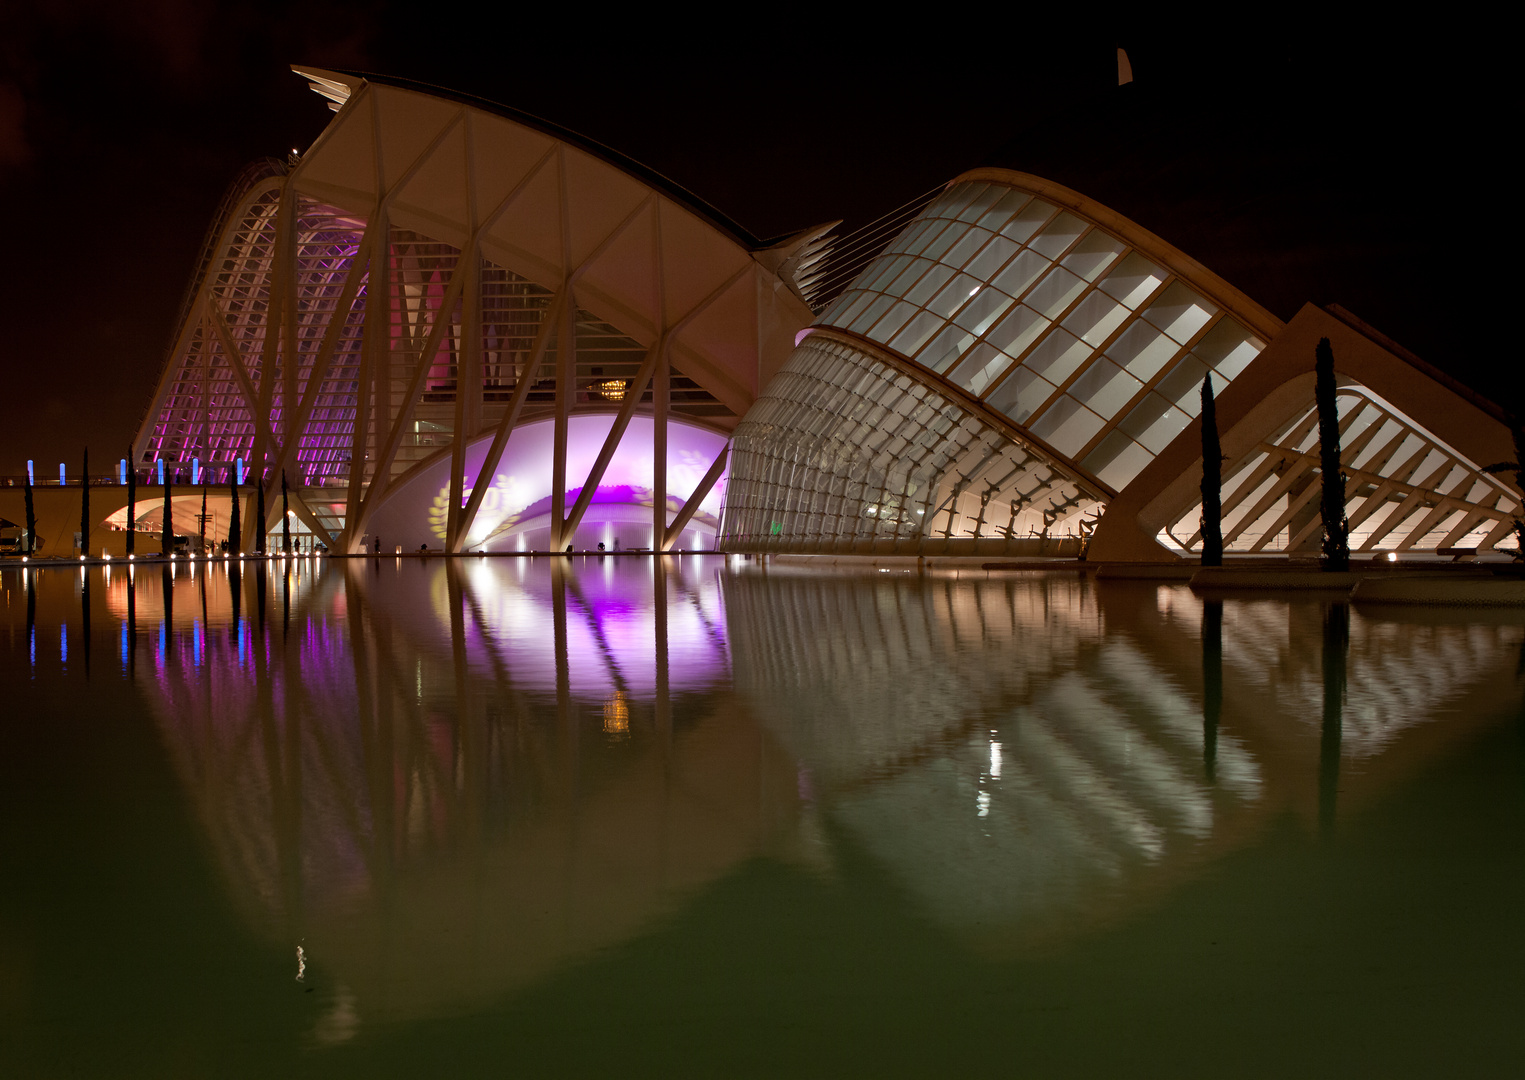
<box><xmin>0</xmin><ymin>8</ymin><xmax>1511</xmax><ymax>476</ymax></box>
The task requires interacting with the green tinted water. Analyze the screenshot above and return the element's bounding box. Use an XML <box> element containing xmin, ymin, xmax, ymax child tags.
<box><xmin>2</xmin><ymin>557</ymin><xmax>1524</xmax><ymax>1077</ymax></box>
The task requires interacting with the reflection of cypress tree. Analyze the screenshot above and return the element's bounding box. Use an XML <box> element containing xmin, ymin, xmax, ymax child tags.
<box><xmin>80</xmin><ymin>447</ymin><xmax>90</xmax><ymax>556</ymax></box>
<box><xmin>1200</xmin><ymin>376</ymin><xmax>1224</xmax><ymax>567</ymax></box>
<box><xmin>1319</xmin><ymin>601</ymin><xmax>1349</xmax><ymax>836</ymax></box>
<box><xmin>1316</xmin><ymin>338</ymin><xmax>1349</xmax><ymax>571</ymax></box>
<box><xmin>81</xmin><ymin>568</ymin><xmax>91</xmax><ymax>677</ymax></box>
<box><xmin>228</xmin><ymin>476</ymin><xmax>241</xmax><ymax>554</ymax></box>
<box><xmin>230</xmin><ymin>560</ymin><xmax>242</xmax><ymax>628</ymax></box>
<box><xmin>125</xmin><ymin>450</ymin><xmax>135</xmax><ymax>557</ymax></box>
<box><xmin>23</xmin><ymin>475</ymin><xmax>36</xmax><ymax>555</ymax></box>
<box><xmin>161</xmin><ymin>564</ymin><xmax>174</xmax><ymax>639</ymax></box>
<box><xmin>1202</xmin><ymin>598</ymin><xmax>1223</xmax><ymax>779</ymax></box>
<box><xmin>26</xmin><ymin>569</ymin><xmax>35</xmax><ymax>646</ymax></box>
<box><xmin>255</xmin><ymin>561</ymin><xmax>265</xmax><ymax>627</ymax></box>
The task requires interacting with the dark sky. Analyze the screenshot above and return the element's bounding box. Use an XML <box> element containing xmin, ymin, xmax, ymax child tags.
<box><xmin>0</xmin><ymin>7</ymin><xmax>1511</xmax><ymax>475</ymax></box>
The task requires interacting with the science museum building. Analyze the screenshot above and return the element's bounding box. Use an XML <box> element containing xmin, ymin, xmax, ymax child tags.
<box><xmin>126</xmin><ymin>67</ymin><xmax>1519</xmax><ymax>561</ymax></box>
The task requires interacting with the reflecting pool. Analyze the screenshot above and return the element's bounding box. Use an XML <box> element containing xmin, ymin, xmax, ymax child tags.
<box><xmin>4</xmin><ymin>556</ymin><xmax>1525</xmax><ymax>1076</ymax></box>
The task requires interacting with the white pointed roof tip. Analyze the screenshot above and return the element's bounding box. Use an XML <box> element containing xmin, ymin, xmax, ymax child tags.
<box><xmin>291</xmin><ymin>66</ymin><xmax>364</xmax><ymax>107</ymax></box>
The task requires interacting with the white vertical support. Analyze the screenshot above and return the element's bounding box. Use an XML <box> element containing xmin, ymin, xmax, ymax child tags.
<box><xmin>551</xmin><ymin>292</ymin><xmax>574</xmax><ymax>551</ymax></box>
<box><xmin>345</xmin><ymin>206</ymin><xmax>387</xmax><ymax>551</ymax></box>
<box><xmin>652</xmin><ymin>201</ymin><xmax>667</xmax><ymax>551</ymax></box>
<box><xmin>447</xmin><ymin>245</ymin><xmax>481</xmax><ymax>549</ymax></box>
<box><xmin>550</xmin><ymin>146</ymin><xmax>573</xmax><ymax>552</ymax></box>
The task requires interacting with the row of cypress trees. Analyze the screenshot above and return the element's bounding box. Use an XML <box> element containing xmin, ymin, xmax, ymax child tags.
<box><xmin>1200</xmin><ymin>337</ymin><xmax>1348</xmax><ymax>570</ymax></box>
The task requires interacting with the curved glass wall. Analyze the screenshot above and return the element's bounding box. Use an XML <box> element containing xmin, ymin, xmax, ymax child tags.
<box><xmin>816</xmin><ymin>180</ymin><xmax>1267</xmax><ymax>491</ymax></box>
<box><xmin>723</xmin><ymin>332</ymin><xmax>1103</xmax><ymax>554</ymax></box>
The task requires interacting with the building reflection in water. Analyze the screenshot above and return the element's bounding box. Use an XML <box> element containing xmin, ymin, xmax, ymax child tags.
<box><xmin>5</xmin><ymin>557</ymin><xmax>1523</xmax><ymax>1035</ymax></box>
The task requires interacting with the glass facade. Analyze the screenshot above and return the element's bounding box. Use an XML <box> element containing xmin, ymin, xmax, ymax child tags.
<box><xmin>815</xmin><ymin>180</ymin><xmax>1264</xmax><ymax>492</ymax></box>
<box><xmin>723</xmin><ymin>333</ymin><xmax>1103</xmax><ymax>554</ymax></box>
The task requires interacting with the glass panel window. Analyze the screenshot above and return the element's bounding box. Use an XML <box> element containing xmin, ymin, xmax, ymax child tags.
<box><xmin>849</xmin><ymin>294</ymin><xmax>895</xmax><ymax>334</ymax></box>
<box><xmin>1106</xmin><ymin>321</ymin><xmax>1181</xmax><ymax>382</ymax></box>
<box><xmin>1029</xmin><ymin>395</ymin><xmax>1105</xmax><ymax>456</ymax></box>
<box><xmin>1029</xmin><ymin>212</ymin><xmax>1088</xmax><ymax>260</ymax></box>
<box><xmin>1119</xmin><ymin>393</ymin><xmax>1192</xmax><ymax>453</ymax></box>
<box><xmin>905</xmin><ymin>220</ymin><xmax>953</xmax><ymax>258</ymax></box>
<box><xmin>1023</xmin><ymin>266</ymin><xmax>1087</xmax><ymax>319</ymax></box>
<box><xmin>963</xmin><ymin>234</ymin><xmax>1019</xmax><ymax>280</ymax></box>
<box><xmin>990</xmin><ymin>249</ymin><xmax>1049</xmax><ymax>299</ymax></box>
<box><xmin>977</xmin><ymin>187</ymin><xmax>1032</xmax><ymax>231</ymax></box>
<box><xmin>1019</xmin><ymin>326</ymin><xmax>1090</xmax><ymax>385</ymax></box>
<box><xmin>943</xmin><ymin>226</ymin><xmax>995</xmax><ymax>271</ymax></box>
<box><xmin>930</xmin><ymin>183</ymin><xmax>981</xmax><ymax>220</ymax></box>
<box><xmin>928</xmin><ymin>273</ymin><xmax>981</xmax><ymax>319</ymax></box>
<box><xmin>1062</xmin><ymin>291</ymin><xmax>1128</xmax><ymax>347</ymax></box>
<box><xmin>894</xmin><ymin>220</ymin><xmax>934</xmax><ymax>256</ymax></box>
<box><xmin>819</xmin><ymin>289</ymin><xmax>865</xmax><ymax>327</ymax></box>
<box><xmin>887</xmin><ymin>256</ymin><xmax>935</xmax><ymax>295</ymax></box>
<box><xmin>955</xmin><ymin>184</ymin><xmax>997</xmax><ymax>221</ymax></box>
<box><xmin>888</xmin><ymin>309</ymin><xmax>944</xmax><ymax>357</ymax></box>
<box><xmin>985</xmin><ymin>305</ymin><xmax>1050</xmax><ymax>365</ymax></box>
<box><xmin>1141</xmin><ymin>281</ymin><xmax>1218</xmax><ymax>343</ymax></box>
<box><xmin>1192</xmin><ymin>319</ymin><xmax>1263</xmax><ymax>381</ymax></box>
<box><xmin>1068</xmin><ymin>357</ymin><xmax>1143</xmax><ymax>419</ymax></box>
<box><xmin>1098</xmin><ymin>251</ymin><xmax>1166</xmax><ymax>309</ymax></box>
<box><xmin>986</xmin><ymin>367</ymin><xmax>1057</xmax><ymax>425</ymax></box>
<box><xmin>904</xmin><ymin>263</ymin><xmax>955</xmax><ymax>308</ymax></box>
<box><xmin>1154</xmin><ymin>355</ymin><xmax>1210</xmax><ymax>414</ymax></box>
<box><xmin>1061</xmin><ymin>230</ymin><xmax>1126</xmax><ymax>282</ymax></box>
<box><xmin>868</xmin><ymin>254</ymin><xmax>912</xmax><ymax>291</ymax></box>
<box><xmin>1089</xmin><ymin>435</ymin><xmax>1155</xmax><ymax>490</ymax></box>
<box><xmin>921</xmin><ymin>224</ymin><xmax>964</xmax><ymax>263</ymax></box>
<box><xmin>920</xmin><ymin>324</ymin><xmax>973</xmax><ymax>374</ymax></box>
<box><xmin>952</xmin><ymin>287</ymin><xmax>1015</xmax><ymax>336</ymax></box>
<box><xmin>946</xmin><ymin>343</ymin><xmax>1016</xmax><ymax>396</ymax></box>
<box><xmin>1000</xmin><ymin>198</ymin><xmax>1055</xmax><ymax>245</ymax></box>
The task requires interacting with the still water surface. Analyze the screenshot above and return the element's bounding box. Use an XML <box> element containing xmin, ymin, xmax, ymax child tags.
<box><xmin>3</xmin><ymin>556</ymin><xmax>1525</xmax><ymax>1077</ymax></box>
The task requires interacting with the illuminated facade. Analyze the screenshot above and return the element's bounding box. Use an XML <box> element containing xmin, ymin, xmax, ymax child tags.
<box><xmin>720</xmin><ymin>172</ymin><xmax>1521</xmax><ymax>559</ymax></box>
<box><xmin>134</xmin><ymin>68</ymin><xmax>824</xmax><ymax>553</ymax></box>
<box><xmin>132</xmin><ymin>73</ymin><xmax>1519</xmax><ymax>561</ymax></box>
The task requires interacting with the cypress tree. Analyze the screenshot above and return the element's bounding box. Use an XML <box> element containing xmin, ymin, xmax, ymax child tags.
<box><xmin>161</xmin><ymin>468</ymin><xmax>173</xmax><ymax>557</ymax></box>
<box><xmin>125</xmin><ymin>451</ymin><xmax>135</xmax><ymax>556</ymax></box>
<box><xmin>1315</xmin><ymin>337</ymin><xmax>1349</xmax><ymax>571</ymax></box>
<box><xmin>80</xmin><ymin>447</ymin><xmax>90</xmax><ymax>556</ymax></box>
<box><xmin>1200</xmin><ymin>376</ymin><xmax>1223</xmax><ymax>567</ymax></box>
<box><xmin>228</xmin><ymin>473</ymin><xmax>241</xmax><ymax>554</ymax></box>
<box><xmin>199</xmin><ymin>480</ymin><xmax>208</xmax><ymax>555</ymax></box>
<box><xmin>23</xmin><ymin>474</ymin><xmax>36</xmax><ymax>555</ymax></box>
<box><xmin>281</xmin><ymin>471</ymin><xmax>291</xmax><ymax>553</ymax></box>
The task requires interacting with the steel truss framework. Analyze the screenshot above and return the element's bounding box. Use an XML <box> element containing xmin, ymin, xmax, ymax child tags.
<box><xmin>137</xmin><ymin>68</ymin><xmax>818</xmax><ymax>553</ymax></box>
